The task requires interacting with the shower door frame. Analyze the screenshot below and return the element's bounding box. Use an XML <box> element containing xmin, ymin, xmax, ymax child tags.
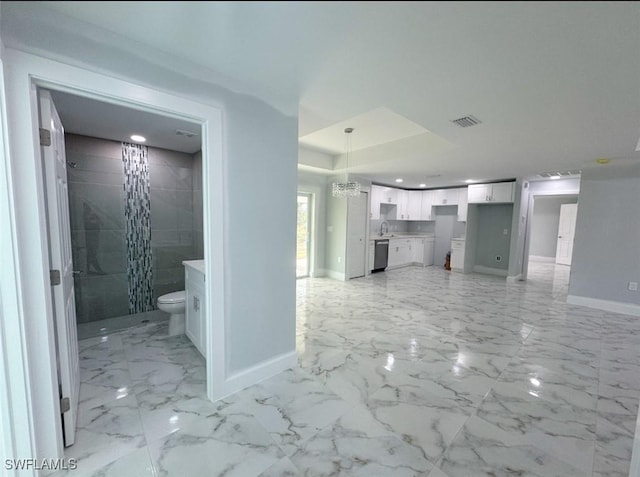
<box><xmin>1</xmin><ymin>49</ymin><xmax>227</xmax><ymax>462</ymax></box>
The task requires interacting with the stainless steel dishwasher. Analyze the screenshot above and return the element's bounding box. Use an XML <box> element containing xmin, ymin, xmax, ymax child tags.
<box><xmin>373</xmin><ymin>239</ymin><xmax>389</xmax><ymax>272</ymax></box>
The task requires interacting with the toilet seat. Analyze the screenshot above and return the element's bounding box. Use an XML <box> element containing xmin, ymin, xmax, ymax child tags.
<box><xmin>157</xmin><ymin>290</ymin><xmax>186</xmax><ymax>304</ymax></box>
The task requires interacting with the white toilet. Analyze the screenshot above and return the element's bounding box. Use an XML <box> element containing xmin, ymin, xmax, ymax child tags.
<box><xmin>157</xmin><ymin>290</ymin><xmax>186</xmax><ymax>336</ymax></box>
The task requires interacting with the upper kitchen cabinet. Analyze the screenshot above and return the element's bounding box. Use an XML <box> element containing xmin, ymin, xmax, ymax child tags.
<box><xmin>396</xmin><ymin>190</ymin><xmax>409</xmax><ymax>220</ymax></box>
<box><xmin>393</xmin><ymin>190</ymin><xmax>423</xmax><ymax>221</ymax></box>
<box><xmin>432</xmin><ymin>188</ymin><xmax>459</xmax><ymax>206</ymax></box>
<box><xmin>407</xmin><ymin>191</ymin><xmax>422</xmax><ymax>220</ymax></box>
<box><xmin>420</xmin><ymin>190</ymin><xmax>434</xmax><ymax>220</ymax></box>
<box><xmin>379</xmin><ymin>186</ymin><xmax>398</xmax><ymax>205</ymax></box>
<box><xmin>468</xmin><ymin>182</ymin><xmax>515</xmax><ymax>204</ymax></box>
<box><xmin>457</xmin><ymin>187</ymin><xmax>468</xmax><ymax>221</ymax></box>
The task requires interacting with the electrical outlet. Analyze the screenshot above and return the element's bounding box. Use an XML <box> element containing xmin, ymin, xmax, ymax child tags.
<box><xmin>503</xmin><ymin>229</ymin><xmax>509</xmax><ymax>235</ymax></box>
<box><xmin>496</xmin><ymin>256</ymin><xmax>502</xmax><ymax>262</ymax></box>
<box><xmin>629</xmin><ymin>281</ymin><xmax>639</xmax><ymax>291</ymax></box>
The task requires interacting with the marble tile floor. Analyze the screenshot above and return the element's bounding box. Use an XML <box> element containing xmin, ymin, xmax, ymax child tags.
<box><xmin>56</xmin><ymin>262</ymin><xmax>640</xmax><ymax>476</ymax></box>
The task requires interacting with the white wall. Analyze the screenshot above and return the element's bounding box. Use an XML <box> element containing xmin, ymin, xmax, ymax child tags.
<box><xmin>224</xmin><ymin>94</ymin><xmax>297</xmax><ymax>372</ymax></box>
<box><xmin>530</xmin><ymin>195</ymin><xmax>578</xmax><ymax>259</ymax></box>
<box><xmin>568</xmin><ymin>164</ymin><xmax>640</xmax><ymax>313</ymax></box>
<box><xmin>297</xmin><ymin>167</ymin><xmax>328</xmax><ymax>277</ymax></box>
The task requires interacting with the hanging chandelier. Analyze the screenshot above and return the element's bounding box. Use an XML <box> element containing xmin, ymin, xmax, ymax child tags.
<box><xmin>332</xmin><ymin>127</ymin><xmax>361</xmax><ymax>198</ymax></box>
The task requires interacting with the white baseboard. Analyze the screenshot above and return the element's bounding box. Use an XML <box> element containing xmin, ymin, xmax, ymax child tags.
<box><xmin>473</xmin><ymin>265</ymin><xmax>508</xmax><ymax>277</ymax></box>
<box><xmin>506</xmin><ymin>274</ymin><xmax>523</xmax><ymax>283</ymax></box>
<box><xmin>326</xmin><ymin>270</ymin><xmax>346</xmax><ymax>281</ymax></box>
<box><xmin>312</xmin><ymin>268</ymin><xmax>327</xmax><ymax>278</ymax></box>
<box><xmin>529</xmin><ymin>255</ymin><xmax>556</xmax><ymax>263</ymax></box>
<box><xmin>567</xmin><ymin>295</ymin><xmax>640</xmax><ymax>317</ymax></box>
<box><xmin>221</xmin><ymin>350</ymin><xmax>298</xmax><ymax>399</ymax></box>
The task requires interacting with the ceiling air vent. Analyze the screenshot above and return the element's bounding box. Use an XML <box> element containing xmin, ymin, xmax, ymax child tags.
<box><xmin>175</xmin><ymin>129</ymin><xmax>198</xmax><ymax>138</ymax></box>
<box><xmin>451</xmin><ymin>115</ymin><xmax>481</xmax><ymax>128</ymax></box>
<box><xmin>538</xmin><ymin>170</ymin><xmax>582</xmax><ymax>178</ymax></box>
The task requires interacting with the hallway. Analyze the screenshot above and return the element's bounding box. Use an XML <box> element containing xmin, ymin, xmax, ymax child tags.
<box><xmin>60</xmin><ymin>263</ymin><xmax>639</xmax><ymax>476</ymax></box>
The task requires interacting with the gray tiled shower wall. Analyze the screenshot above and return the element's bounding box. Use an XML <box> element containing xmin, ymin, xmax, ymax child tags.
<box><xmin>66</xmin><ymin>134</ymin><xmax>203</xmax><ymax>323</ymax></box>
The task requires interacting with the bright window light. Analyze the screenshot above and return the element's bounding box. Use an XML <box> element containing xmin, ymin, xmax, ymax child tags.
<box><xmin>130</xmin><ymin>135</ymin><xmax>146</xmax><ymax>143</ymax></box>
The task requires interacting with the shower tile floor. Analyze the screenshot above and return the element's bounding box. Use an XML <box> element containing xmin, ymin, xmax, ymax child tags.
<box><xmin>77</xmin><ymin>309</ymin><xmax>169</xmax><ymax>340</ymax></box>
<box><xmin>56</xmin><ymin>262</ymin><xmax>640</xmax><ymax>476</ymax></box>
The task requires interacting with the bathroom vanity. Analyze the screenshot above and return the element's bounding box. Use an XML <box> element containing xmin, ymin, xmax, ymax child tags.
<box><xmin>183</xmin><ymin>260</ymin><xmax>206</xmax><ymax>356</ymax></box>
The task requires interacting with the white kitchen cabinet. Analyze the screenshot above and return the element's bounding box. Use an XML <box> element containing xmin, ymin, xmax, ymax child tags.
<box><xmin>407</xmin><ymin>192</ymin><xmax>422</xmax><ymax>220</ymax></box>
<box><xmin>432</xmin><ymin>188</ymin><xmax>459</xmax><ymax>206</ymax></box>
<box><xmin>468</xmin><ymin>182</ymin><xmax>515</xmax><ymax>204</ymax></box>
<box><xmin>388</xmin><ymin>238</ymin><xmax>412</xmax><ymax>268</ymax></box>
<box><xmin>379</xmin><ymin>186</ymin><xmax>398</xmax><ymax>205</ymax></box>
<box><xmin>184</xmin><ymin>264</ymin><xmax>206</xmax><ymax>356</ymax></box>
<box><xmin>457</xmin><ymin>187</ymin><xmax>468</xmax><ymax>221</ymax></box>
<box><xmin>400</xmin><ymin>239</ymin><xmax>413</xmax><ymax>265</ymax></box>
<box><xmin>388</xmin><ymin>240</ymin><xmax>401</xmax><ymax>268</ymax></box>
<box><xmin>420</xmin><ymin>190</ymin><xmax>434</xmax><ymax>220</ymax></box>
<box><xmin>412</xmin><ymin>238</ymin><xmax>425</xmax><ymax>264</ymax></box>
<box><xmin>451</xmin><ymin>239</ymin><xmax>465</xmax><ymax>271</ymax></box>
<box><xmin>396</xmin><ymin>190</ymin><xmax>409</xmax><ymax>220</ymax></box>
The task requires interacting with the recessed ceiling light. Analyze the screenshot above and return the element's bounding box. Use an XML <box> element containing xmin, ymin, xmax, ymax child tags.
<box><xmin>419</xmin><ymin>183</ymin><xmax>426</xmax><ymax>188</ymax></box>
<box><xmin>549</xmin><ymin>176</ymin><xmax>560</xmax><ymax>180</ymax></box>
<box><xmin>465</xmin><ymin>179</ymin><xmax>477</xmax><ymax>184</ymax></box>
<box><xmin>395</xmin><ymin>178</ymin><xmax>403</xmax><ymax>183</ymax></box>
<box><xmin>595</xmin><ymin>158</ymin><xmax>610</xmax><ymax>165</ymax></box>
<box><xmin>130</xmin><ymin>134</ymin><xmax>146</xmax><ymax>143</ymax></box>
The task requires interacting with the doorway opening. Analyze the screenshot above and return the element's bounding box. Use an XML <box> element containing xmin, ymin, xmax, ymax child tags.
<box><xmin>525</xmin><ymin>194</ymin><xmax>578</xmax><ymax>293</ymax></box>
<box><xmin>296</xmin><ymin>193</ymin><xmax>312</xmax><ymax>278</ymax></box>
<box><xmin>37</xmin><ymin>85</ymin><xmax>209</xmax><ymax>462</ymax></box>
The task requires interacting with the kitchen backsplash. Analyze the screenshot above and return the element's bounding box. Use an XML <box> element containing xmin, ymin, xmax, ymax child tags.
<box><xmin>370</xmin><ymin>219</ymin><xmax>436</xmax><ymax>235</ymax></box>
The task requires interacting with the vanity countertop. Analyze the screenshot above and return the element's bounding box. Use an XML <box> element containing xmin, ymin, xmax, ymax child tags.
<box><xmin>182</xmin><ymin>259</ymin><xmax>205</xmax><ymax>275</ymax></box>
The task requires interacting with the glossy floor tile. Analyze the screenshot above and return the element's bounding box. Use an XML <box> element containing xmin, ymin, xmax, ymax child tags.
<box><xmin>58</xmin><ymin>262</ymin><xmax>639</xmax><ymax>476</ymax></box>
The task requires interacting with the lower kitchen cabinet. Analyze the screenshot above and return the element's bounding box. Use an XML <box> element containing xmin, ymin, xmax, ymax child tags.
<box><xmin>451</xmin><ymin>239</ymin><xmax>466</xmax><ymax>271</ymax></box>
<box><xmin>387</xmin><ymin>237</ymin><xmax>435</xmax><ymax>269</ymax></box>
<box><xmin>185</xmin><ymin>266</ymin><xmax>206</xmax><ymax>356</ymax></box>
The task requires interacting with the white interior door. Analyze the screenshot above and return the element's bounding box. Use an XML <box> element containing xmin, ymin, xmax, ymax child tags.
<box><xmin>555</xmin><ymin>203</ymin><xmax>578</xmax><ymax>266</ymax></box>
<box><xmin>347</xmin><ymin>191</ymin><xmax>368</xmax><ymax>279</ymax></box>
<box><xmin>39</xmin><ymin>90</ymin><xmax>80</xmax><ymax>447</ymax></box>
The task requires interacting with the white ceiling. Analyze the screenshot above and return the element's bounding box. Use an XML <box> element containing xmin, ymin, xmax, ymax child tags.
<box><xmin>3</xmin><ymin>2</ymin><xmax>639</xmax><ymax>188</ymax></box>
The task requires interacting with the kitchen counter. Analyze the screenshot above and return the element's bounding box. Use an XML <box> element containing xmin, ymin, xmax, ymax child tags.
<box><xmin>370</xmin><ymin>233</ymin><xmax>434</xmax><ymax>240</ymax></box>
<box><xmin>182</xmin><ymin>259</ymin><xmax>205</xmax><ymax>274</ymax></box>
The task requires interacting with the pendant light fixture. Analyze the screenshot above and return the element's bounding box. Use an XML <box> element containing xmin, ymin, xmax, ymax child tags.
<box><xmin>332</xmin><ymin>127</ymin><xmax>361</xmax><ymax>198</ymax></box>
